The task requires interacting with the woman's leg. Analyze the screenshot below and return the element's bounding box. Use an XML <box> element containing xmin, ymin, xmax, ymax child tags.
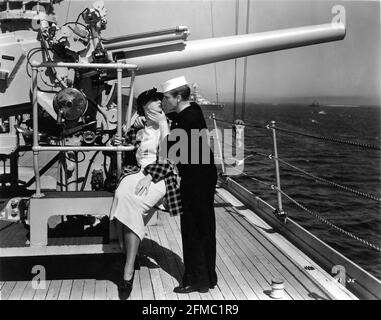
<box><xmin>122</xmin><ymin>225</ymin><xmax>141</xmax><ymax>280</ymax></box>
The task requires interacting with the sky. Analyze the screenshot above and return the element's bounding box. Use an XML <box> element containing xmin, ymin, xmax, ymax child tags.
<box><xmin>55</xmin><ymin>0</ymin><xmax>381</xmax><ymax>106</ymax></box>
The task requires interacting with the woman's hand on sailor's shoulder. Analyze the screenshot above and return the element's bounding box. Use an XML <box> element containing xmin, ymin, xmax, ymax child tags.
<box><xmin>135</xmin><ymin>174</ymin><xmax>153</xmax><ymax>196</ymax></box>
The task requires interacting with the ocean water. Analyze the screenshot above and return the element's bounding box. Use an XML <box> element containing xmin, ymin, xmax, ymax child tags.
<box><xmin>205</xmin><ymin>103</ymin><xmax>381</xmax><ymax>280</ymax></box>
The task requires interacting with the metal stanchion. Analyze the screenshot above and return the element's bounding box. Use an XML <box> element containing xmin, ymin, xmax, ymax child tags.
<box><xmin>125</xmin><ymin>70</ymin><xmax>135</xmax><ymax>132</ymax></box>
<box><xmin>117</xmin><ymin>68</ymin><xmax>123</xmax><ymax>176</ymax></box>
<box><xmin>269</xmin><ymin>121</ymin><xmax>286</xmax><ymax>221</ymax></box>
<box><xmin>212</xmin><ymin>113</ymin><xmax>226</xmax><ymax>174</ymax></box>
<box><xmin>31</xmin><ymin>66</ymin><xmax>43</xmax><ymax>198</ymax></box>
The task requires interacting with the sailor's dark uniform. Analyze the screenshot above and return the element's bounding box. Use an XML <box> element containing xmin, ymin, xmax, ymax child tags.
<box><xmin>172</xmin><ymin>102</ymin><xmax>218</xmax><ymax>289</ymax></box>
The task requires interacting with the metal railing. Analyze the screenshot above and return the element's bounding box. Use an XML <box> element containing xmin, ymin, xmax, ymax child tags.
<box><xmin>210</xmin><ymin>115</ymin><xmax>381</xmax><ymax>252</ymax></box>
<box><xmin>30</xmin><ymin>61</ymin><xmax>138</xmax><ymax>198</ymax></box>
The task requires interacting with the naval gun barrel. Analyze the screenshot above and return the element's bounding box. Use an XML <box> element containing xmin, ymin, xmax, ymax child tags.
<box><xmin>104</xmin><ymin>33</ymin><xmax>189</xmax><ymax>51</ymax></box>
<box><xmin>102</xmin><ymin>26</ymin><xmax>189</xmax><ymax>44</ymax></box>
<box><xmin>120</xmin><ymin>23</ymin><xmax>345</xmax><ymax>75</ymax></box>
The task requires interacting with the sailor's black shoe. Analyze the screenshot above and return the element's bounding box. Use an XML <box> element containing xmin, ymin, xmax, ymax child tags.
<box><xmin>173</xmin><ymin>285</ymin><xmax>209</xmax><ymax>294</ymax></box>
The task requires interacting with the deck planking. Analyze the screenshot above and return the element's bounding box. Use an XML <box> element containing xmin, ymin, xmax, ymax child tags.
<box><xmin>33</xmin><ymin>280</ymin><xmax>50</xmax><ymax>300</ymax></box>
<box><xmin>217</xmin><ymin>204</ymin><xmax>308</xmax><ymax>299</ymax></box>
<box><xmin>220</xmin><ymin>201</ymin><xmax>331</xmax><ymax>300</ymax></box>
<box><xmin>70</xmin><ymin>279</ymin><xmax>85</xmax><ymax>300</ymax></box>
<box><xmin>45</xmin><ymin>280</ymin><xmax>62</xmax><ymax>300</ymax></box>
<box><xmin>57</xmin><ymin>280</ymin><xmax>72</xmax><ymax>300</ymax></box>
<box><xmin>8</xmin><ymin>280</ymin><xmax>28</xmax><ymax>300</ymax></box>
<box><xmin>1</xmin><ymin>281</ymin><xmax>16</xmax><ymax>300</ymax></box>
<box><xmin>106</xmin><ymin>279</ymin><xmax>119</xmax><ymax>300</ymax></box>
<box><xmin>217</xmin><ymin>207</ymin><xmax>299</xmax><ymax>299</ymax></box>
<box><xmin>0</xmin><ymin>189</ymin><xmax>352</xmax><ymax>300</ymax></box>
<box><xmin>94</xmin><ymin>280</ymin><xmax>107</xmax><ymax>300</ymax></box>
<box><xmin>21</xmin><ymin>281</ymin><xmax>37</xmax><ymax>300</ymax></box>
<box><xmin>214</xmin><ymin>217</ymin><xmax>275</xmax><ymax>300</ymax></box>
<box><xmin>140</xmin><ymin>235</ymin><xmax>166</xmax><ymax>300</ymax></box>
<box><xmin>82</xmin><ymin>279</ymin><xmax>96</xmax><ymax>300</ymax></box>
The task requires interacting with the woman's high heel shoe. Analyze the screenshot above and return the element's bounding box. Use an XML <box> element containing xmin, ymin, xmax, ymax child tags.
<box><xmin>118</xmin><ymin>271</ymin><xmax>135</xmax><ymax>300</ymax></box>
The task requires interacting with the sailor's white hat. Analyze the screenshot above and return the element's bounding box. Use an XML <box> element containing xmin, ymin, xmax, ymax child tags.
<box><xmin>161</xmin><ymin>76</ymin><xmax>188</xmax><ymax>93</ymax></box>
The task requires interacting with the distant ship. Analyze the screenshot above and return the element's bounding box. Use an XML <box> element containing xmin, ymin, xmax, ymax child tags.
<box><xmin>325</xmin><ymin>104</ymin><xmax>359</xmax><ymax>108</ymax></box>
<box><xmin>190</xmin><ymin>83</ymin><xmax>225</xmax><ymax>110</ymax></box>
<box><xmin>309</xmin><ymin>100</ymin><xmax>321</xmax><ymax>107</ymax></box>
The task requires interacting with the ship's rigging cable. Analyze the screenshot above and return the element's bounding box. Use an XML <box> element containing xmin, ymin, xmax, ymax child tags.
<box><xmin>210</xmin><ymin>1</ymin><xmax>219</xmax><ymax>104</ymax></box>
<box><xmin>218</xmin><ymin>138</ymin><xmax>269</xmax><ymax>159</ymax></box>
<box><xmin>273</xmin><ymin>126</ymin><xmax>381</xmax><ymax>151</ymax></box>
<box><xmin>271</xmin><ymin>155</ymin><xmax>381</xmax><ymax>203</ymax></box>
<box><xmin>222</xmin><ymin>138</ymin><xmax>381</xmax><ymax>203</ymax></box>
<box><xmin>233</xmin><ymin>0</ymin><xmax>239</xmax><ymax>119</ymax></box>
<box><xmin>221</xmin><ymin>136</ymin><xmax>381</xmax><ymax>203</ymax></box>
<box><xmin>241</xmin><ymin>0</ymin><xmax>251</xmax><ymax>121</ymax></box>
<box><xmin>272</xmin><ymin>186</ymin><xmax>381</xmax><ymax>253</ymax></box>
<box><xmin>212</xmin><ymin>116</ymin><xmax>381</xmax><ymax>150</ymax></box>
<box><xmin>223</xmin><ymin>162</ymin><xmax>273</xmax><ymax>188</ymax></box>
<box><xmin>65</xmin><ymin>0</ymin><xmax>72</xmax><ymax>23</ymax></box>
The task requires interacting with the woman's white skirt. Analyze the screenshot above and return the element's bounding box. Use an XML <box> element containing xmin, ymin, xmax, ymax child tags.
<box><xmin>109</xmin><ymin>169</ymin><xmax>166</xmax><ymax>241</ymax></box>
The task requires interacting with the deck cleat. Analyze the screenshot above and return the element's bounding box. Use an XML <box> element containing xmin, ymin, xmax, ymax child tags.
<box><xmin>273</xmin><ymin>208</ymin><xmax>288</xmax><ymax>223</ymax></box>
<box><xmin>269</xmin><ymin>278</ymin><xmax>285</xmax><ymax>299</ymax></box>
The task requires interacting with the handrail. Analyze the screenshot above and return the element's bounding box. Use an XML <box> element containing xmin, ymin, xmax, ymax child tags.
<box><xmin>211</xmin><ymin>116</ymin><xmax>381</xmax><ymax>253</ymax></box>
<box><xmin>211</xmin><ymin>115</ymin><xmax>381</xmax><ymax>150</ymax></box>
<box><xmin>212</xmin><ymin>117</ymin><xmax>381</xmax><ymax>202</ymax></box>
<box><xmin>272</xmin><ymin>125</ymin><xmax>381</xmax><ymax>151</ymax></box>
<box><xmin>271</xmin><ymin>155</ymin><xmax>381</xmax><ymax>203</ymax></box>
<box><xmin>272</xmin><ymin>186</ymin><xmax>381</xmax><ymax>253</ymax></box>
<box><xmin>223</xmin><ymin>160</ymin><xmax>381</xmax><ymax>253</ymax></box>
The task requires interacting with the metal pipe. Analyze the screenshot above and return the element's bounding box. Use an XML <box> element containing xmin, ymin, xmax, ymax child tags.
<box><xmin>120</xmin><ymin>23</ymin><xmax>345</xmax><ymax>75</ymax></box>
<box><xmin>105</xmin><ymin>34</ymin><xmax>188</xmax><ymax>51</ymax></box>
<box><xmin>31</xmin><ymin>66</ymin><xmax>43</xmax><ymax>198</ymax></box>
<box><xmin>116</xmin><ymin>68</ymin><xmax>122</xmax><ymax>176</ymax></box>
<box><xmin>32</xmin><ymin>146</ymin><xmax>135</xmax><ymax>152</ymax></box>
<box><xmin>212</xmin><ymin>113</ymin><xmax>225</xmax><ymax>174</ymax></box>
<box><xmin>270</xmin><ymin>121</ymin><xmax>283</xmax><ymax>213</ymax></box>
<box><xmin>125</xmin><ymin>70</ymin><xmax>135</xmax><ymax>131</ymax></box>
<box><xmin>30</xmin><ymin>61</ymin><xmax>138</xmax><ymax>70</ymax></box>
<box><xmin>75</xmin><ymin>151</ymin><xmax>78</xmax><ymax>192</ymax></box>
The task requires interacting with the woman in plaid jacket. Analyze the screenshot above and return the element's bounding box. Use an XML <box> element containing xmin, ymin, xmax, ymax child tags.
<box><xmin>109</xmin><ymin>88</ymin><xmax>181</xmax><ymax>299</ymax></box>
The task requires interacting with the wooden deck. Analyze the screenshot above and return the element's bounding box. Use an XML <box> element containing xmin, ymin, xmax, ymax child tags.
<box><xmin>0</xmin><ymin>187</ymin><xmax>357</xmax><ymax>300</ymax></box>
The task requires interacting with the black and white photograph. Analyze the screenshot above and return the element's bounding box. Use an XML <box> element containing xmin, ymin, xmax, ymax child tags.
<box><xmin>0</xmin><ymin>0</ymin><xmax>380</xmax><ymax>306</ymax></box>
